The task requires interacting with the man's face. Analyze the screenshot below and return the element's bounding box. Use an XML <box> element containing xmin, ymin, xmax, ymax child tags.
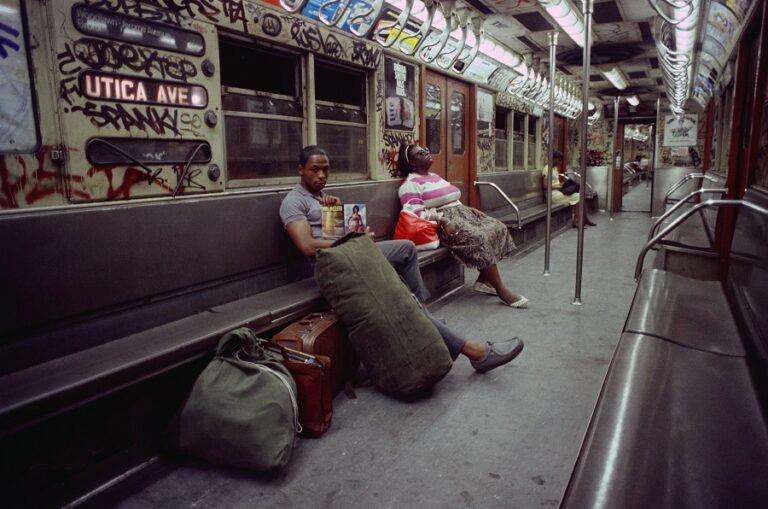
<box><xmin>299</xmin><ymin>155</ymin><xmax>330</xmax><ymax>193</ymax></box>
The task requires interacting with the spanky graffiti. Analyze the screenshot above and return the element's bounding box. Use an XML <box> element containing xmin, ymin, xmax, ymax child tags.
<box><xmin>380</xmin><ymin>130</ymin><xmax>414</xmax><ymax>175</ymax></box>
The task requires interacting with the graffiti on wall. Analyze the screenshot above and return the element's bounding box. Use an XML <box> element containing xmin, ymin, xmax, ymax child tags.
<box><xmin>380</xmin><ymin>130</ymin><xmax>414</xmax><ymax>176</ymax></box>
<box><xmin>0</xmin><ymin>0</ymin><xmax>38</xmax><ymax>152</ymax></box>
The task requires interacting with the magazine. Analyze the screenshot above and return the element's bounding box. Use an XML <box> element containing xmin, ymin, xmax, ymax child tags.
<box><xmin>321</xmin><ymin>205</ymin><xmax>345</xmax><ymax>239</ymax></box>
<box><xmin>344</xmin><ymin>204</ymin><xmax>367</xmax><ymax>234</ymax></box>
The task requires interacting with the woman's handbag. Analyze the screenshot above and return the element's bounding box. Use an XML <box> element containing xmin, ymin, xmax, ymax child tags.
<box><xmin>561</xmin><ymin>177</ymin><xmax>580</xmax><ymax>195</ymax></box>
<box><xmin>393</xmin><ymin>209</ymin><xmax>440</xmax><ymax>250</ymax></box>
<box><xmin>170</xmin><ymin>328</ymin><xmax>300</xmax><ymax>470</ymax></box>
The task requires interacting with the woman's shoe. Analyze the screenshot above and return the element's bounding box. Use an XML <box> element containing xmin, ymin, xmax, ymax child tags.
<box><xmin>473</xmin><ymin>281</ymin><xmax>498</xmax><ymax>295</ymax></box>
<box><xmin>470</xmin><ymin>338</ymin><xmax>524</xmax><ymax>373</ymax></box>
<box><xmin>586</xmin><ymin>219</ymin><xmax>597</xmax><ymax>226</ymax></box>
<box><xmin>504</xmin><ymin>296</ymin><xmax>529</xmax><ymax>308</ymax></box>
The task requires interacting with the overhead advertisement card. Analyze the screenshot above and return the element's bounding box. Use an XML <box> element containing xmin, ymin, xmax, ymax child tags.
<box><xmin>663</xmin><ymin>114</ymin><xmax>698</xmax><ymax>147</ymax></box>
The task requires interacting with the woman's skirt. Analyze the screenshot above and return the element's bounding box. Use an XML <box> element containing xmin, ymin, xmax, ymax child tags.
<box><xmin>439</xmin><ymin>205</ymin><xmax>515</xmax><ymax>270</ymax></box>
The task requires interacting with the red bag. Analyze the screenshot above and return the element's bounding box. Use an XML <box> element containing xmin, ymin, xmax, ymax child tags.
<box><xmin>393</xmin><ymin>210</ymin><xmax>440</xmax><ymax>250</ymax></box>
<box><xmin>265</xmin><ymin>342</ymin><xmax>333</xmax><ymax>438</ymax></box>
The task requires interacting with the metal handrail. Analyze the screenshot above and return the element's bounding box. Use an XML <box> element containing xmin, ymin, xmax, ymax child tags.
<box><xmin>648</xmin><ymin>187</ymin><xmax>727</xmax><ymax>239</ymax></box>
<box><xmin>634</xmin><ymin>199</ymin><xmax>768</xmax><ymax>281</ymax></box>
<box><xmin>663</xmin><ymin>173</ymin><xmax>718</xmax><ymax>205</ymax></box>
<box><xmin>474</xmin><ymin>181</ymin><xmax>521</xmax><ymax>230</ymax></box>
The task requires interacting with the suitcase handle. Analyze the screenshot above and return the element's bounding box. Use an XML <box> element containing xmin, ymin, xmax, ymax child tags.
<box><xmin>300</xmin><ymin>312</ymin><xmax>325</xmax><ymax>324</ymax></box>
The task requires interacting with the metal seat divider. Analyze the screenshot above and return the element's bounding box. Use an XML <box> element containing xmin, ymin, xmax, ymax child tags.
<box><xmin>474</xmin><ymin>181</ymin><xmax>522</xmax><ymax>230</ymax></box>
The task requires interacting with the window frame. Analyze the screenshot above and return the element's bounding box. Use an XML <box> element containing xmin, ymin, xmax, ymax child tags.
<box><xmin>220</xmin><ymin>38</ymin><xmax>372</xmax><ymax>187</ymax></box>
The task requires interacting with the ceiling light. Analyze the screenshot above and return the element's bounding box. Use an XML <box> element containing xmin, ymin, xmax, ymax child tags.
<box><xmin>603</xmin><ymin>67</ymin><xmax>628</xmax><ymax>90</ymax></box>
<box><xmin>538</xmin><ymin>0</ymin><xmax>590</xmax><ymax>48</ymax></box>
<box><xmin>627</xmin><ymin>95</ymin><xmax>640</xmax><ymax>106</ymax></box>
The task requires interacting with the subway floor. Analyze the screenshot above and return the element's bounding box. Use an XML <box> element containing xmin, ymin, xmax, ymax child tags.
<box><xmin>86</xmin><ymin>207</ymin><xmax>654</xmax><ymax>509</ymax></box>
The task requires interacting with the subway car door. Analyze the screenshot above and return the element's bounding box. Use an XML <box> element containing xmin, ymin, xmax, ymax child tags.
<box><xmin>423</xmin><ymin>71</ymin><xmax>470</xmax><ymax>201</ymax></box>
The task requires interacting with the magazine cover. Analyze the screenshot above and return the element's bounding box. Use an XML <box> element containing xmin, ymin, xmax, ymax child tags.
<box><xmin>321</xmin><ymin>205</ymin><xmax>345</xmax><ymax>239</ymax></box>
<box><xmin>344</xmin><ymin>204</ymin><xmax>367</xmax><ymax>234</ymax></box>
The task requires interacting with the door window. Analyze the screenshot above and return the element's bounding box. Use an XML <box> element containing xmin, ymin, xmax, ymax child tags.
<box><xmin>450</xmin><ymin>92</ymin><xmax>465</xmax><ymax>154</ymax></box>
<box><xmin>425</xmin><ymin>83</ymin><xmax>442</xmax><ymax>155</ymax></box>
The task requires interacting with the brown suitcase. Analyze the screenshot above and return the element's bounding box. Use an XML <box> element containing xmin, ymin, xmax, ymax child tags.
<box><xmin>272</xmin><ymin>311</ymin><xmax>357</xmax><ymax>394</ymax></box>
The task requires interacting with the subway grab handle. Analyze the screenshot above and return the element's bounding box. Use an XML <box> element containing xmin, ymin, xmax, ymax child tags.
<box><xmin>474</xmin><ymin>181</ymin><xmax>522</xmax><ymax>230</ymax></box>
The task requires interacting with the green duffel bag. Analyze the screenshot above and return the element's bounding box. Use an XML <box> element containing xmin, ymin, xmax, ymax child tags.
<box><xmin>171</xmin><ymin>328</ymin><xmax>300</xmax><ymax>470</ymax></box>
<box><xmin>315</xmin><ymin>234</ymin><xmax>452</xmax><ymax>396</ymax></box>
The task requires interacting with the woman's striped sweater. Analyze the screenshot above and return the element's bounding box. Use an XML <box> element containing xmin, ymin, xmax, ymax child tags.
<box><xmin>398</xmin><ymin>172</ymin><xmax>461</xmax><ymax>220</ymax></box>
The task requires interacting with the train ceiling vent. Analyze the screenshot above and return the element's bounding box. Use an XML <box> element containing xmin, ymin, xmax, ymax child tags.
<box><xmin>560</xmin><ymin>43</ymin><xmax>645</xmax><ymax>66</ymax></box>
<box><xmin>512</xmin><ymin>12</ymin><xmax>553</xmax><ymax>33</ymax></box>
<box><xmin>592</xmin><ymin>1</ymin><xmax>623</xmax><ymax>24</ymax></box>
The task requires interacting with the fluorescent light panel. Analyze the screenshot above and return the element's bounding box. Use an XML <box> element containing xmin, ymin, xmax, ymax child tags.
<box><xmin>627</xmin><ymin>95</ymin><xmax>640</xmax><ymax>106</ymax></box>
<box><xmin>603</xmin><ymin>67</ymin><xmax>628</xmax><ymax>90</ymax></box>
<box><xmin>539</xmin><ymin>0</ymin><xmax>587</xmax><ymax>47</ymax></box>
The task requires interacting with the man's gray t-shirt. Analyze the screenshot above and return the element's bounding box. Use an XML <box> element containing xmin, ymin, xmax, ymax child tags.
<box><xmin>279</xmin><ymin>183</ymin><xmax>324</xmax><ymax>239</ymax></box>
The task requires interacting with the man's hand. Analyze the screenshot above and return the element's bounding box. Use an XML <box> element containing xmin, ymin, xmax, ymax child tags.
<box><xmin>319</xmin><ymin>195</ymin><xmax>341</xmax><ymax>206</ymax></box>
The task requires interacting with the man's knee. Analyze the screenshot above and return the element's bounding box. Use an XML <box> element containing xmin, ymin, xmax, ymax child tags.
<box><xmin>377</xmin><ymin>239</ymin><xmax>418</xmax><ymax>264</ymax></box>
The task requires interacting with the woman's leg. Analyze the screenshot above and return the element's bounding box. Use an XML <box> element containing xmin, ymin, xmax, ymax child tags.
<box><xmin>479</xmin><ymin>264</ymin><xmax>524</xmax><ymax>305</ymax></box>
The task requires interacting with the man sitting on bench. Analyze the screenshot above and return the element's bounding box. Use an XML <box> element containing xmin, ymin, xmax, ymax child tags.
<box><xmin>279</xmin><ymin>145</ymin><xmax>524</xmax><ymax>373</ymax></box>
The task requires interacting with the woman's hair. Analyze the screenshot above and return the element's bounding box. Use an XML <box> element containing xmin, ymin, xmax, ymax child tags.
<box><xmin>352</xmin><ymin>205</ymin><xmax>359</xmax><ymax>213</ymax></box>
<box><xmin>553</xmin><ymin>150</ymin><xmax>564</xmax><ymax>158</ymax></box>
<box><xmin>391</xmin><ymin>143</ymin><xmax>415</xmax><ymax>178</ymax></box>
<box><xmin>299</xmin><ymin>145</ymin><xmax>328</xmax><ymax>166</ymax></box>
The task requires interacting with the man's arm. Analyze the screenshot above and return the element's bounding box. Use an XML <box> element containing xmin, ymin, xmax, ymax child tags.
<box><xmin>285</xmin><ymin>218</ymin><xmax>334</xmax><ymax>257</ymax></box>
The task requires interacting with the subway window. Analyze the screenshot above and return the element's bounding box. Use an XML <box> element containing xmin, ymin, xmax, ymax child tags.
<box><xmin>315</xmin><ymin>61</ymin><xmax>368</xmax><ymax>175</ymax></box>
<box><xmin>527</xmin><ymin>115</ymin><xmax>538</xmax><ymax>169</ymax></box>
<box><xmin>220</xmin><ymin>39</ymin><xmax>303</xmax><ymax>180</ymax></box>
<box><xmin>512</xmin><ymin>113</ymin><xmax>524</xmax><ymax>170</ymax></box>
<box><xmin>495</xmin><ymin>107</ymin><xmax>508</xmax><ymax>170</ymax></box>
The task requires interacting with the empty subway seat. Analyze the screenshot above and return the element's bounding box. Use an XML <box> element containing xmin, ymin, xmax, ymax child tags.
<box><xmin>475</xmin><ymin>171</ymin><xmax>573</xmax><ymax>247</ymax></box>
<box><xmin>561</xmin><ymin>188</ymin><xmax>768</xmax><ymax>508</ymax></box>
<box><xmin>651</xmin><ymin>172</ymin><xmax>727</xmax><ymax>280</ymax></box>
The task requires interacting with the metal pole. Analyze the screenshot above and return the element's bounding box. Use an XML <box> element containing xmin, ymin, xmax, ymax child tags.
<box><xmin>646</xmin><ymin>124</ymin><xmax>654</xmax><ymax>190</ymax></box>
<box><xmin>650</xmin><ymin>96</ymin><xmax>662</xmax><ymax>217</ymax></box>
<box><xmin>609</xmin><ymin>96</ymin><xmax>620</xmax><ymax>221</ymax></box>
<box><xmin>544</xmin><ymin>31</ymin><xmax>558</xmax><ymax>277</ymax></box>
<box><xmin>573</xmin><ymin>0</ymin><xmax>593</xmax><ymax>306</ymax></box>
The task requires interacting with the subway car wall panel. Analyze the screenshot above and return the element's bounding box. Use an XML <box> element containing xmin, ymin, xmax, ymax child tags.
<box><xmin>1</xmin><ymin>0</ymin><xmax>387</xmax><ymax>208</ymax></box>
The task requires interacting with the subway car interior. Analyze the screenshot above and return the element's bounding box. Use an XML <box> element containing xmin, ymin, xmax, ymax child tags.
<box><xmin>1</xmin><ymin>0</ymin><xmax>767</xmax><ymax>507</ymax></box>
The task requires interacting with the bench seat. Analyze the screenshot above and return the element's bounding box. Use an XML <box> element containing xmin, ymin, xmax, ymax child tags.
<box><xmin>0</xmin><ymin>247</ymin><xmax>451</xmax><ymax>436</ymax></box>
<box><xmin>624</xmin><ymin>269</ymin><xmax>744</xmax><ymax>356</ymax></box>
<box><xmin>562</xmin><ymin>331</ymin><xmax>768</xmax><ymax>508</ymax></box>
<box><xmin>492</xmin><ymin>201</ymin><xmax>570</xmax><ymax>228</ymax></box>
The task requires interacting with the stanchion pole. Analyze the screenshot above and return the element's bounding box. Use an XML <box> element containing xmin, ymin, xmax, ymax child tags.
<box><xmin>573</xmin><ymin>0</ymin><xmax>593</xmax><ymax>306</ymax></box>
<box><xmin>544</xmin><ymin>31</ymin><xmax>558</xmax><ymax>277</ymax></box>
<box><xmin>609</xmin><ymin>96</ymin><xmax>620</xmax><ymax>221</ymax></box>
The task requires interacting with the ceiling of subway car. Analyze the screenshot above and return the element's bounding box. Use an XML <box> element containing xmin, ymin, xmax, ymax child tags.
<box><xmin>471</xmin><ymin>0</ymin><xmax>663</xmax><ymax>106</ymax></box>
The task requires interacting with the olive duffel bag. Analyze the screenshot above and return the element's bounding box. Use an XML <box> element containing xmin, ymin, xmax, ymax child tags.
<box><xmin>315</xmin><ymin>234</ymin><xmax>452</xmax><ymax>396</ymax></box>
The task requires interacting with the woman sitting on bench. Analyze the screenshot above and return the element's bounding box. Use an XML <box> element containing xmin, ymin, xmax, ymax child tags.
<box><xmin>394</xmin><ymin>143</ymin><xmax>528</xmax><ymax>308</ymax></box>
<box><xmin>541</xmin><ymin>150</ymin><xmax>596</xmax><ymax>228</ymax></box>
